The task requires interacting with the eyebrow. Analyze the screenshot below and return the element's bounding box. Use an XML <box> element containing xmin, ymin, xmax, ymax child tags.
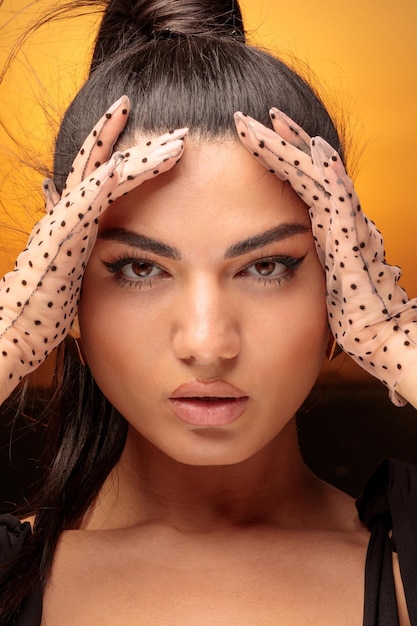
<box><xmin>98</xmin><ymin>228</ymin><xmax>181</xmax><ymax>259</ymax></box>
<box><xmin>98</xmin><ymin>222</ymin><xmax>310</xmax><ymax>261</ymax></box>
<box><xmin>224</xmin><ymin>223</ymin><xmax>311</xmax><ymax>258</ymax></box>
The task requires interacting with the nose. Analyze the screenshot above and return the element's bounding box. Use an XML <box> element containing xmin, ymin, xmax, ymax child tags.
<box><xmin>172</xmin><ymin>276</ymin><xmax>240</xmax><ymax>365</ymax></box>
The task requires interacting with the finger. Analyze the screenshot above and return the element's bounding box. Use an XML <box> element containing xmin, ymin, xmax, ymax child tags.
<box><xmin>311</xmin><ymin>139</ymin><xmax>403</xmax><ymax>302</ymax></box>
<box><xmin>49</xmin><ymin>128</ymin><xmax>188</xmax><ymax>235</ymax></box>
<box><xmin>269</xmin><ymin>108</ymin><xmax>312</xmax><ymax>155</ymax></box>
<box><xmin>42</xmin><ymin>178</ymin><xmax>60</xmax><ymax>212</ymax></box>
<box><xmin>311</xmin><ymin>138</ymin><xmax>368</xmax><ymax>241</ymax></box>
<box><xmin>234</xmin><ymin>112</ymin><xmax>289</xmax><ymax>181</ymax></box>
<box><xmin>109</xmin><ymin>128</ymin><xmax>188</xmax><ymax>200</ymax></box>
<box><xmin>234</xmin><ymin>111</ymin><xmax>328</xmax><ymax>209</ymax></box>
<box><xmin>64</xmin><ymin>95</ymin><xmax>130</xmax><ymax>192</ymax></box>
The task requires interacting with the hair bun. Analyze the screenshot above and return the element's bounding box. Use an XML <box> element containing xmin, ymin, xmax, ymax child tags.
<box><xmin>91</xmin><ymin>0</ymin><xmax>245</xmax><ymax>69</ymax></box>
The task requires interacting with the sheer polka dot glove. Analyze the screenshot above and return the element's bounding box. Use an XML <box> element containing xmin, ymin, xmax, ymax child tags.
<box><xmin>0</xmin><ymin>96</ymin><xmax>186</xmax><ymax>402</ymax></box>
<box><xmin>235</xmin><ymin>109</ymin><xmax>417</xmax><ymax>406</ymax></box>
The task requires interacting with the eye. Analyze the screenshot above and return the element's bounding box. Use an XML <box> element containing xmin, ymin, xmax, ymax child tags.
<box><xmin>102</xmin><ymin>256</ymin><xmax>169</xmax><ymax>289</ymax></box>
<box><xmin>246</xmin><ymin>259</ymin><xmax>286</xmax><ymax>277</ymax></box>
<box><xmin>237</xmin><ymin>254</ymin><xmax>306</xmax><ymax>286</ymax></box>
<box><xmin>120</xmin><ymin>260</ymin><xmax>163</xmax><ymax>279</ymax></box>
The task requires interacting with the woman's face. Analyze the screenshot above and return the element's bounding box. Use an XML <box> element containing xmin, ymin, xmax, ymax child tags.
<box><xmin>78</xmin><ymin>140</ymin><xmax>328</xmax><ymax>465</ymax></box>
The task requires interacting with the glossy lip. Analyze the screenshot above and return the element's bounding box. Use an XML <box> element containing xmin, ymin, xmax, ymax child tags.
<box><xmin>169</xmin><ymin>380</ymin><xmax>250</xmax><ymax>427</ymax></box>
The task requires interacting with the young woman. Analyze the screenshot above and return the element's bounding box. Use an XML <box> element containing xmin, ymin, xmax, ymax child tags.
<box><xmin>1</xmin><ymin>0</ymin><xmax>417</xmax><ymax>624</ymax></box>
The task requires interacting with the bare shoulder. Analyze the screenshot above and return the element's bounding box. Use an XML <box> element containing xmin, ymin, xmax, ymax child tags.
<box><xmin>43</xmin><ymin>501</ymin><xmax>370</xmax><ymax>625</ymax></box>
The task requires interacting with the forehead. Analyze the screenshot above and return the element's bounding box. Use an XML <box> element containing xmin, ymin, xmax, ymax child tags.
<box><xmin>99</xmin><ymin>140</ymin><xmax>310</xmax><ymax>242</ymax></box>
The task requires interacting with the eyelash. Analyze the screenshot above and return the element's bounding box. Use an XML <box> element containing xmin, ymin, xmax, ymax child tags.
<box><xmin>102</xmin><ymin>254</ymin><xmax>306</xmax><ymax>290</ymax></box>
<box><xmin>102</xmin><ymin>256</ymin><xmax>169</xmax><ymax>290</ymax></box>
<box><xmin>238</xmin><ymin>254</ymin><xmax>306</xmax><ymax>287</ymax></box>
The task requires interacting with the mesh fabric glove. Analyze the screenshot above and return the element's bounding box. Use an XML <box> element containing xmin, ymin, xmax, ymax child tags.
<box><xmin>0</xmin><ymin>96</ymin><xmax>186</xmax><ymax>402</ymax></box>
<box><xmin>235</xmin><ymin>109</ymin><xmax>417</xmax><ymax>406</ymax></box>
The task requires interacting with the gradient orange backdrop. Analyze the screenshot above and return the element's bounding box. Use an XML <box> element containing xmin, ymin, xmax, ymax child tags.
<box><xmin>1</xmin><ymin>0</ymin><xmax>416</xmax><ymax>387</ymax></box>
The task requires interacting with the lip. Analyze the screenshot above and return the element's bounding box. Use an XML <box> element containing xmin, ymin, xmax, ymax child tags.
<box><xmin>169</xmin><ymin>380</ymin><xmax>249</xmax><ymax>427</ymax></box>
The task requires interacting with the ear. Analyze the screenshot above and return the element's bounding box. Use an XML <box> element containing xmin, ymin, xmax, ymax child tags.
<box><xmin>66</xmin><ymin>316</ymin><xmax>86</xmax><ymax>366</ymax></box>
<box><xmin>326</xmin><ymin>333</ymin><xmax>342</xmax><ymax>361</ymax></box>
<box><xmin>68</xmin><ymin>315</ymin><xmax>81</xmax><ymax>339</ymax></box>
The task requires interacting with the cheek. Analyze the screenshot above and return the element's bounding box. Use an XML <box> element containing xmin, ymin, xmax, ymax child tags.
<box><xmin>260</xmin><ymin>301</ymin><xmax>328</xmax><ymax>374</ymax></box>
<box><xmin>258</xmin><ymin>275</ymin><xmax>329</xmax><ymax>385</ymax></box>
<box><xmin>77</xmin><ymin>269</ymin><xmax>168</xmax><ymax>404</ymax></box>
<box><xmin>78</xmin><ymin>273</ymin><xmax>125</xmax><ymax>372</ymax></box>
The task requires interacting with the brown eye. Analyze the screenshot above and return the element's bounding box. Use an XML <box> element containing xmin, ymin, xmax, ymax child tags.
<box><xmin>103</xmin><ymin>257</ymin><xmax>170</xmax><ymax>287</ymax></box>
<box><xmin>128</xmin><ymin>261</ymin><xmax>156</xmax><ymax>277</ymax></box>
<box><xmin>253</xmin><ymin>261</ymin><xmax>279</xmax><ymax>276</ymax></box>
<box><xmin>242</xmin><ymin>259</ymin><xmax>286</xmax><ymax>278</ymax></box>
<box><xmin>237</xmin><ymin>255</ymin><xmax>305</xmax><ymax>285</ymax></box>
<box><xmin>120</xmin><ymin>261</ymin><xmax>164</xmax><ymax>280</ymax></box>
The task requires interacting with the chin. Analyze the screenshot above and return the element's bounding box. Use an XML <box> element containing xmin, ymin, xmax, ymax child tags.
<box><xmin>153</xmin><ymin>429</ymin><xmax>280</xmax><ymax>467</ymax></box>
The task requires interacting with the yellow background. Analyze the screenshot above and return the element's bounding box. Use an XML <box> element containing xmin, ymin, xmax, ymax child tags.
<box><xmin>1</xmin><ymin>0</ymin><xmax>416</xmax><ymax>384</ymax></box>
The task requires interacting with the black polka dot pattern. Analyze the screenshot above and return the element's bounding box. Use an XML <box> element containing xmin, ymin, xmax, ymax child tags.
<box><xmin>234</xmin><ymin>109</ymin><xmax>417</xmax><ymax>407</ymax></box>
<box><xmin>0</xmin><ymin>96</ymin><xmax>187</xmax><ymax>402</ymax></box>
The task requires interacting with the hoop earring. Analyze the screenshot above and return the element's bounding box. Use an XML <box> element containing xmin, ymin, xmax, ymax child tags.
<box><xmin>65</xmin><ymin>330</ymin><xmax>86</xmax><ymax>367</ymax></box>
<box><xmin>326</xmin><ymin>335</ymin><xmax>342</xmax><ymax>361</ymax></box>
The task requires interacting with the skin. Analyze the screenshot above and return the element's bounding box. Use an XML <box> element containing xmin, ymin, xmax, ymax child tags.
<box><xmin>42</xmin><ymin>140</ymin><xmax>373</xmax><ymax>625</ymax></box>
<box><xmin>79</xmin><ymin>139</ymin><xmax>328</xmax><ymax>468</ymax></box>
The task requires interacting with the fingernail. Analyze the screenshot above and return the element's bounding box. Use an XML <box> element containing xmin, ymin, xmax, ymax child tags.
<box><xmin>42</xmin><ymin>177</ymin><xmax>57</xmax><ymax>195</ymax></box>
<box><xmin>270</xmin><ymin>108</ymin><xmax>302</xmax><ymax>136</ymax></box>
<box><xmin>270</xmin><ymin>107</ymin><xmax>285</xmax><ymax>117</ymax></box>
<box><xmin>107</xmin><ymin>95</ymin><xmax>130</xmax><ymax>115</ymax></box>
<box><xmin>247</xmin><ymin>121</ymin><xmax>276</xmax><ymax>140</ymax></box>
<box><xmin>234</xmin><ymin>111</ymin><xmax>252</xmax><ymax>124</ymax></box>
<box><xmin>164</xmin><ymin>127</ymin><xmax>189</xmax><ymax>142</ymax></box>
<box><xmin>153</xmin><ymin>141</ymin><xmax>184</xmax><ymax>159</ymax></box>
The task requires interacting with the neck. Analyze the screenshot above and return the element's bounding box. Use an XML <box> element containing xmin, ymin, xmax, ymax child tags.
<box><xmin>82</xmin><ymin>419</ymin><xmax>325</xmax><ymax>533</ymax></box>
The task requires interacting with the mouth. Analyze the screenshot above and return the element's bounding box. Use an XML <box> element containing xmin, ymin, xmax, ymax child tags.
<box><xmin>186</xmin><ymin>397</ymin><xmax>238</xmax><ymax>402</ymax></box>
<box><xmin>169</xmin><ymin>381</ymin><xmax>249</xmax><ymax>426</ymax></box>
<box><xmin>169</xmin><ymin>397</ymin><xmax>249</xmax><ymax>427</ymax></box>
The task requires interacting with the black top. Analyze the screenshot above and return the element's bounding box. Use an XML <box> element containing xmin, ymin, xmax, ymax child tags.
<box><xmin>357</xmin><ymin>459</ymin><xmax>417</xmax><ymax>625</ymax></box>
<box><xmin>1</xmin><ymin>459</ymin><xmax>416</xmax><ymax>625</ymax></box>
<box><xmin>0</xmin><ymin>515</ymin><xmax>42</xmax><ymax>625</ymax></box>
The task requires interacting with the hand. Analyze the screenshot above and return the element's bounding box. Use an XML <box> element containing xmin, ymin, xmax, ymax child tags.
<box><xmin>235</xmin><ymin>109</ymin><xmax>417</xmax><ymax>406</ymax></box>
<box><xmin>0</xmin><ymin>96</ymin><xmax>187</xmax><ymax>402</ymax></box>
